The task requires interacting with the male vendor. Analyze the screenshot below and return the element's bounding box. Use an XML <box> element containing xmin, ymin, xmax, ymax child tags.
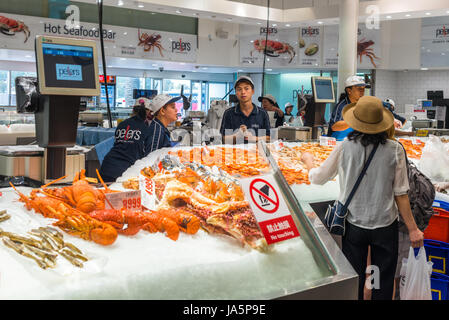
<box><xmin>220</xmin><ymin>76</ymin><xmax>271</xmax><ymax>143</ymax></box>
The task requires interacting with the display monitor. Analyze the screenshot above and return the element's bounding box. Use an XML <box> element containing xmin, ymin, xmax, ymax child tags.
<box><xmin>311</xmin><ymin>76</ymin><xmax>335</xmax><ymax>103</ymax></box>
<box><xmin>35</xmin><ymin>35</ymin><xmax>100</xmax><ymax>96</ymax></box>
<box><xmin>133</xmin><ymin>89</ymin><xmax>158</xmax><ymax>99</ymax></box>
<box><xmin>419</xmin><ymin>99</ymin><xmax>433</xmax><ymax>109</ymax></box>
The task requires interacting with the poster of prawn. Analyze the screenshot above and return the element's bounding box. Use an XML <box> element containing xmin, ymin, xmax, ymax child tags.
<box><xmin>322</xmin><ymin>23</ymin><xmax>381</xmax><ymax>69</ymax></box>
<box><xmin>239</xmin><ymin>25</ymin><xmax>298</xmax><ymax>67</ymax></box>
<box><xmin>421</xmin><ymin>17</ymin><xmax>449</xmax><ymax>68</ymax></box>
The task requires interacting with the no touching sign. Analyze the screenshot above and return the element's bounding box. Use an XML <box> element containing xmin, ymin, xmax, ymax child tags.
<box><xmin>241</xmin><ymin>174</ymin><xmax>300</xmax><ymax>245</ymax></box>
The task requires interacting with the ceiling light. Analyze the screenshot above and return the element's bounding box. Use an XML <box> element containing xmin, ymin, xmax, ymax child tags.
<box><xmin>447</xmin><ymin>10</ymin><xmax>449</xmax><ymax>14</ymax></box>
<box><xmin>123</xmin><ymin>32</ymin><xmax>127</xmax><ymax>35</ymax></box>
<box><xmin>405</xmin><ymin>14</ymin><xmax>411</xmax><ymax>17</ymax></box>
<box><xmin>25</xmin><ymin>55</ymin><xmax>32</xmax><ymax>58</ymax></box>
<box><xmin>137</xmin><ymin>3</ymin><xmax>144</xmax><ymax>8</ymax></box>
<box><xmin>285</xmin><ymin>24</ymin><xmax>291</xmax><ymax>27</ymax></box>
<box><xmin>152</xmin><ymin>64</ymin><xmax>158</xmax><ymax>67</ymax></box>
<box><xmin>425</xmin><ymin>12</ymin><xmax>431</xmax><ymax>15</ymax></box>
<box><xmin>180</xmin><ymin>62</ymin><xmax>186</xmax><ymax>65</ymax></box>
<box><xmin>272</xmin><ymin>24</ymin><xmax>277</xmax><ymax>27</ymax></box>
<box><xmin>176</xmin><ymin>10</ymin><xmax>182</xmax><ymax>14</ymax></box>
<box><xmin>117</xmin><ymin>0</ymin><xmax>123</xmax><ymax>6</ymax></box>
<box><xmin>421</xmin><ymin>68</ymin><xmax>428</xmax><ymax>70</ymax></box>
<box><xmin>266</xmin><ymin>69</ymin><xmax>272</xmax><ymax>71</ymax></box>
<box><xmin>120</xmin><ymin>58</ymin><xmax>126</xmax><ymax>60</ymax></box>
<box><xmin>257</xmin><ymin>22</ymin><xmax>261</xmax><ymax>25</ymax></box>
<box><xmin>386</xmin><ymin>16</ymin><xmax>392</xmax><ymax>19</ymax></box>
<box><xmin>317</xmin><ymin>21</ymin><xmax>323</xmax><ymax>24</ymax></box>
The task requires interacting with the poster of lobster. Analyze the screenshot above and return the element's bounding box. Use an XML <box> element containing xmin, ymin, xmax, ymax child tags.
<box><xmin>298</xmin><ymin>26</ymin><xmax>322</xmax><ymax>67</ymax></box>
<box><xmin>421</xmin><ymin>16</ymin><xmax>449</xmax><ymax>68</ymax></box>
<box><xmin>239</xmin><ymin>25</ymin><xmax>298</xmax><ymax>67</ymax></box>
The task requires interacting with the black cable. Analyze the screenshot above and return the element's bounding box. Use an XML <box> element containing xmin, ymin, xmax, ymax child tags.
<box><xmin>261</xmin><ymin>0</ymin><xmax>270</xmax><ymax>97</ymax></box>
<box><xmin>97</xmin><ymin>0</ymin><xmax>113</xmax><ymax>128</ymax></box>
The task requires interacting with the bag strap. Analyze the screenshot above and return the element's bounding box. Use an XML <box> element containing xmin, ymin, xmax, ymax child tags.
<box><xmin>343</xmin><ymin>143</ymin><xmax>379</xmax><ymax>210</ymax></box>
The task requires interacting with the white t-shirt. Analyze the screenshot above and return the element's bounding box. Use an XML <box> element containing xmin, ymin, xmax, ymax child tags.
<box><xmin>309</xmin><ymin>139</ymin><xmax>409</xmax><ymax>229</ymax></box>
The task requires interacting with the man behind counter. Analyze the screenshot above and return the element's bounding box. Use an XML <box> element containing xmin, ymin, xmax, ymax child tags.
<box><xmin>220</xmin><ymin>76</ymin><xmax>271</xmax><ymax>144</ymax></box>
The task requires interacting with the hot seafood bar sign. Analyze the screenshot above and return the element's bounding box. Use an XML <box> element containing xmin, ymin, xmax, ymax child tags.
<box><xmin>239</xmin><ymin>25</ymin><xmax>298</xmax><ymax>67</ymax></box>
<box><xmin>421</xmin><ymin>17</ymin><xmax>449</xmax><ymax>68</ymax></box>
<box><xmin>240</xmin><ymin>174</ymin><xmax>300</xmax><ymax>245</ymax></box>
<box><xmin>0</xmin><ymin>12</ymin><xmax>197</xmax><ymax>62</ymax></box>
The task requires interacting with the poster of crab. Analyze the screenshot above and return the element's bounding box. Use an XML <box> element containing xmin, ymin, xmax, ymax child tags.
<box><xmin>298</xmin><ymin>26</ymin><xmax>322</xmax><ymax>66</ymax></box>
<box><xmin>420</xmin><ymin>16</ymin><xmax>449</xmax><ymax>68</ymax></box>
<box><xmin>239</xmin><ymin>25</ymin><xmax>298</xmax><ymax>67</ymax></box>
<box><xmin>322</xmin><ymin>23</ymin><xmax>381</xmax><ymax>69</ymax></box>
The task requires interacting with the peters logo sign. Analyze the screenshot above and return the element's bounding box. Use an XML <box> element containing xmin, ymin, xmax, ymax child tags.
<box><xmin>436</xmin><ymin>25</ymin><xmax>449</xmax><ymax>38</ymax></box>
<box><xmin>55</xmin><ymin>64</ymin><xmax>82</xmax><ymax>81</ymax></box>
<box><xmin>301</xmin><ymin>27</ymin><xmax>320</xmax><ymax>37</ymax></box>
<box><xmin>171</xmin><ymin>38</ymin><xmax>191</xmax><ymax>53</ymax></box>
<box><xmin>116</xmin><ymin>125</ymin><xmax>142</xmax><ymax>141</ymax></box>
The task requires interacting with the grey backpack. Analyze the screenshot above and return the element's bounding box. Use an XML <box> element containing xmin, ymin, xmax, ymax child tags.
<box><xmin>398</xmin><ymin>144</ymin><xmax>435</xmax><ymax>233</ymax></box>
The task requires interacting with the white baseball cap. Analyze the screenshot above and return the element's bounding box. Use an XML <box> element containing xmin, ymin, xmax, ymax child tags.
<box><xmin>150</xmin><ymin>94</ymin><xmax>181</xmax><ymax>113</ymax></box>
<box><xmin>285</xmin><ymin>102</ymin><xmax>294</xmax><ymax>108</ymax></box>
<box><xmin>384</xmin><ymin>98</ymin><xmax>395</xmax><ymax>107</ymax></box>
<box><xmin>345</xmin><ymin>75</ymin><xmax>366</xmax><ymax>88</ymax></box>
<box><xmin>136</xmin><ymin>97</ymin><xmax>152</xmax><ymax>110</ymax></box>
<box><xmin>234</xmin><ymin>75</ymin><xmax>255</xmax><ymax>89</ymax></box>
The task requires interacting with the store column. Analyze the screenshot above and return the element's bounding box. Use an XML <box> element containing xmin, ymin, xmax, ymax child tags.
<box><xmin>336</xmin><ymin>0</ymin><xmax>359</xmax><ymax>98</ymax></box>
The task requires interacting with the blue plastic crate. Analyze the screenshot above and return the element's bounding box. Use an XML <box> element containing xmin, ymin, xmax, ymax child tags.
<box><xmin>424</xmin><ymin>239</ymin><xmax>449</xmax><ymax>275</ymax></box>
<box><xmin>431</xmin><ymin>272</ymin><xmax>449</xmax><ymax>300</ymax></box>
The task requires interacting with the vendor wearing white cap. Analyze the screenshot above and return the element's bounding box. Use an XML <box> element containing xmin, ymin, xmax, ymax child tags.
<box><xmin>259</xmin><ymin>94</ymin><xmax>284</xmax><ymax>127</ymax></box>
<box><xmin>220</xmin><ymin>76</ymin><xmax>271</xmax><ymax>143</ymax></box>
<box><xmin>284</xmin><ymin>102</ymin><xmax>295</xmax><ymax>123</ymax></box>
<box><xmin>383</xmin><ymin>98</ymin><xmax>414</xmax><ymax>137</ymax></box>
<box><xmin>99</xmin><ymin>94</ymin><xmax>181</xmax><ymax>182</ymax></box>
<box><xmin>327</xmin><ymin>75</ymin><xmax>366</xmax><ymax>139</ymax></box>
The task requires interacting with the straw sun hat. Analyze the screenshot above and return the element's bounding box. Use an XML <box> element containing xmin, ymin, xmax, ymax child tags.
<box><xmin>342</xmin><ymin>96</ymin><xmax>394</xmax><ymax>134</ymax></box>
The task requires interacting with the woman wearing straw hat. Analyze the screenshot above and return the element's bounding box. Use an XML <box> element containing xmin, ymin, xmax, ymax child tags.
<box><xmin>301</xmin><ymin>96</ymin><xmax>424</xmax><ymax>300</ymax></box>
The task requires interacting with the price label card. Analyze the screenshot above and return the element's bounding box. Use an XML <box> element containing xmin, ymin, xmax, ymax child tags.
<box><xmin>105</xmin><ymin>190</ymin><xmax>141</xmax><ymax>210</ymax></box>
<box><xmin>416</xmin><ymin>129</ymin><xmax>429</xmax><ymax>137</ymax></box>
<box><xmin>139</xmin><ymin>173</ymin><xmax>156</xmax><ymax>210</ymax></box>
<box><xmin>319</xmin><ymin>136</ymin><xmax>337</xmax><ymax>147</ymax></box>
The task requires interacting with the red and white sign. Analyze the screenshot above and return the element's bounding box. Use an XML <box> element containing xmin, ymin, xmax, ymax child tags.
<box><xmin>139</xmin><ymin>173</ymin><xmax>156</xmax><ymax>210</ymax></box>
<box><xmin>319</xmin><ymin>136</ymin><xmax>337</xmax><ymax>147</ymax></box>
<box><xmin>241</xmin><ymin>174</ymin><xmax>300</xmax><ymax>245</ymax></box>
<box><xmin>105</xmin><ymin>190</ymin><xmax>141</xmax><ymax>210</ymax></box>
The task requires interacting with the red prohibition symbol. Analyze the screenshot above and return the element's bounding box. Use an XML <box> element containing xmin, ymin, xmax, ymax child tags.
<box><xmin>249</xmin><ymin>178</ymin><xmax>279</xmax><ymax>214</ymax></box>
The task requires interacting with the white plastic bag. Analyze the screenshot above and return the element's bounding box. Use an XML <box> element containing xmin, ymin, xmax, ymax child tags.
<box><xmin>399</xmin><ymin>247</ymin><xmax>433</xmax><ymax>300</ymax></box>
<box><xmin>419</xmin><ymin>135</ymin><xmax>449</xmax><ymax>182</ymax></box>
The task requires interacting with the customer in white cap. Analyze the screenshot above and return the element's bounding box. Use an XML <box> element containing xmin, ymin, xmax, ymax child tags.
<box><xmin>99</xmin><ymin>94</ymin><xmax>181</xmax><ymax>182</ymax></box>
<box><xmin>220</xmin><ymin>76</ymin><xmax>271</xmax><ymax>143</ymax></box>
<box><xmin>328</xmin><ymin>75</ymin><xmax>366</xmax><ymax>138</ymax></box>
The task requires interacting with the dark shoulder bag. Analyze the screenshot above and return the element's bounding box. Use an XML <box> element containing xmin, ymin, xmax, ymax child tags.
<box><xmin>324</xmin><ymin>143</ymin><xmax>379</xmax><ymax>236</ymax></box>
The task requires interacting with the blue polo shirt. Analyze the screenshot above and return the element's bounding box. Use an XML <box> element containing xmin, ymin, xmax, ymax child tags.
<box><xmin>220</xmin><ymin>103</ymin><xmax>271</xmax><ymax>137</ymax></box>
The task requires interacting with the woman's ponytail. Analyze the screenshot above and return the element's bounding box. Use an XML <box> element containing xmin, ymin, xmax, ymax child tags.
<box><xmin>133</xmin><ymin>102</ymin><xmax>147</xmax><ymax>120</ymax></box>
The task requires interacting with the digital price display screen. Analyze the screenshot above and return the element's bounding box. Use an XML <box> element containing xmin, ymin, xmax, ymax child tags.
<box><xmin>41</xmin><ymin>43</ymin><xmax>96</xmax><ymax>89</ymax></box>
<box><xmin>311</xmin><ymin>77</ymin><xmax>335</xmax><ymax>103</ymax></box>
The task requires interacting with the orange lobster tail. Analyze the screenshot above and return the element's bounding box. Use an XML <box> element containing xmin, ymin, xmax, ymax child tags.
<box><xmin>142</xmin><ymin>211</ymin><xmax>179</xmax><ymax>241</ymax></box>
<box><xmin>154</xmin><ymin>208</ymin><xmax>200</xmax><ymax>235</ymax></box>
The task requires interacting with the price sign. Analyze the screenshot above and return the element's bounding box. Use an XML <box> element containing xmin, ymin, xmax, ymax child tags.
<box><xmin>139</xmin><ymin>173</ymin><xmax>156</xmax><ymax>210</ymax></box>
<box><xmin>416</xmin><ymin>129</ymin><xmax>429</xmax><ymax>137</ymax></box>
<box><xmin>105</xmin><ymin>190</ymin><xmax>141</xmax><ymax>210</ymax></box>
<box><xmin>319</xmin><ymin>136</ymin><xmax>337</xmax><ymax>147</ymax></box>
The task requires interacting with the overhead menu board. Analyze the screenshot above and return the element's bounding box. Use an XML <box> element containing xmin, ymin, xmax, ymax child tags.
<box><xmin>421</xmin><ymin>17</ymin><xmax>449</xmax><ymax>68</ymax></box>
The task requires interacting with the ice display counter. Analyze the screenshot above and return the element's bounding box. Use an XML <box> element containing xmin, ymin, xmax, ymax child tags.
<box><xmin>0</xmin><ymin>141</ymin><xmax>360</xmax><ymax>299</ymax></box>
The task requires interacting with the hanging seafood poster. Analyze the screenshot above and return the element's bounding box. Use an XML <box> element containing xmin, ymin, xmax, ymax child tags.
<box><xmin>322</xmin><ymin>25</ymin><xmax>339</xmax><ymax>67</ymax></box>
<box><xmin>298</xmin><ymin>26</ymin><xmax>322</xmax><ymax>67</ymax></box>
<box><xmin>421</xmin><ymin>17</ymin><xmax>449</xmax><ymax>68</ymax></box>
<box><xmin>322</xmin><ymin>23</ymin><xmax>381</xmax><ymax>69</ymax></box>
<box><xmin>239</xmin><ymin>25</ymin><xmax>298</xmax><ymax>67</ymax></box>
<box><xmin>0</xmin><ymin>12</ymin><xmax>197</xmax><ymax>63</ymax></box>
<box><xmin>357</xmin><ymin>24</ymin><xmax>381</xmax><ymax>69</ymax></box>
